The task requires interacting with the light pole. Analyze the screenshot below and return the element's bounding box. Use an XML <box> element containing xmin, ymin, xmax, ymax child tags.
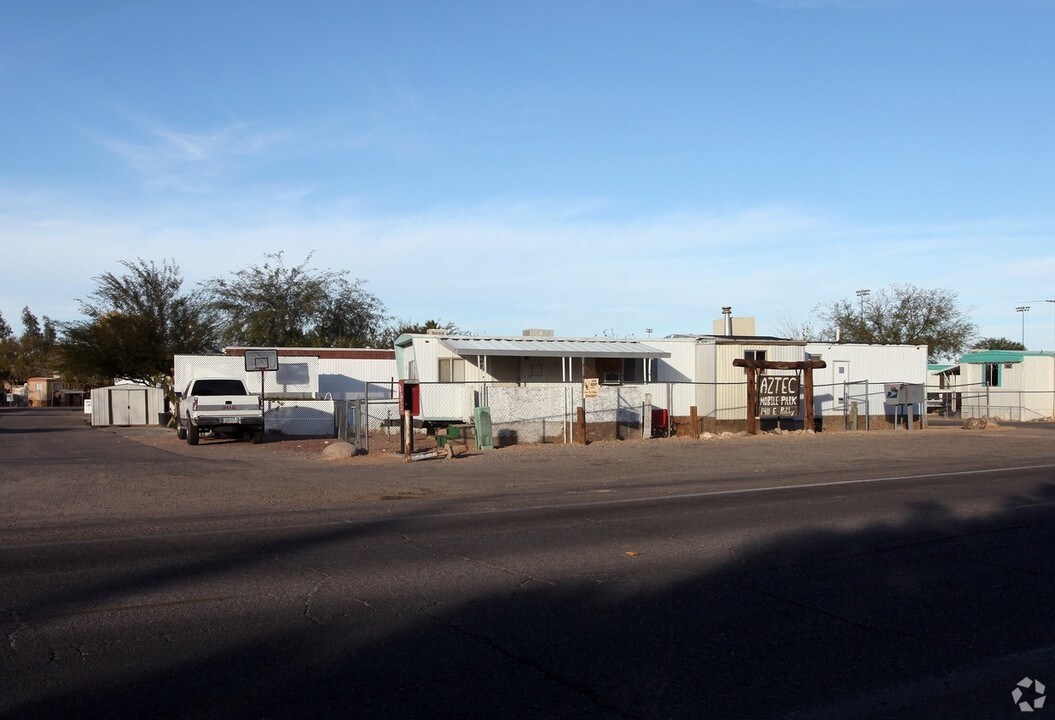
<box><xmin>856</xmin><ymin>289</ymin><xmax>870</xmax><ymax>318</ymax></box>
<box><xmin>1015</xmin><ymin>306</ymin><xmax>1030</xmax><ymax>348</ymax></box>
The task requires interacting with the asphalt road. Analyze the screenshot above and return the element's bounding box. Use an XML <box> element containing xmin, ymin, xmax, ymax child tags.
<box><xmin>2</xmin><ymin>409</ymin><xmax>1055</xmax><ymax>719</ymax></box>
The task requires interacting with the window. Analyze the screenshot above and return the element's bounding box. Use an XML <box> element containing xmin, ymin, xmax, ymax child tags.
<box><xmin>744</xmin><ymin>350</ymin><xmax>766</xmax><ymax>362</ymax></box>
<box><xmin>622</xmin><ymin>358</ymin><xmax>642</xmax><ymax>383</ymax></box>
<box><xmin>983</xmin><ymin>363</ymin><xmax>1000</xmax><ymax>387</ymax></box>
<box><xmin>439</xmin><ymin>358</ymin><xmax>466</xmax><ymax>383</ymax></box>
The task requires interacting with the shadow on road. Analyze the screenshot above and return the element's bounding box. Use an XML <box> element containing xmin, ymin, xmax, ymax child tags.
<box><xmin>5</xmin><ymin>471</ymin><xmax>1055</xmax><ymax>719</ymax></box>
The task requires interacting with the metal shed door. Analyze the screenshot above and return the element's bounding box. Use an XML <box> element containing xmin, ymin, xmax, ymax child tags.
<box><xmin>111</xmin><ymin>389</ymin><xmax>148</xmax><ymax>425</ymax></box>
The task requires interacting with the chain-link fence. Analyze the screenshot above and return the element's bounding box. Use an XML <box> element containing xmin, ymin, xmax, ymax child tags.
<box><xmin>946</xmin><ymin>383</ymin><xmax>1055</xmax><ymax>421</ymax></box>
<box><xmin>264</xmin><ymin>399</ymin><xmax>336</xmax><ymax>437</ymax></box>
<box><xmin>335</xmin><ymin>398</ymin><xmax>406</xmax><ymax>451</ymax></box>
<box><xmin>272</xmin><ymin>378</ymin><xmax>1055</xmax><ymax>444</ymax></box>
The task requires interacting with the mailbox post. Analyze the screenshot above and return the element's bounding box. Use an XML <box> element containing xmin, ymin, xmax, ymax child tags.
<box><xmin>399</xmin><ymin>380</ymin><xmax>420</xmax><ymax>457</ymax></box>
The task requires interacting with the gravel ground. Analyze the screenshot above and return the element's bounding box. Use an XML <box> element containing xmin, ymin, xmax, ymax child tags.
<box><xmin>116</xmin><ymin>420</ymin><xmax>1024</xmax><ymax>469</ymax></box>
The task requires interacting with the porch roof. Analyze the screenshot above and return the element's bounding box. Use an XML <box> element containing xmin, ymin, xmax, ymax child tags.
<box><xmin>958</xmin><ymin>350</ymin><xmax>1032</xmax><ymax>364</ymax></box>
<box><xmin>439</xmin><ymin>337</ymin><xmax>671</xmax><ymax>359</ymax></box>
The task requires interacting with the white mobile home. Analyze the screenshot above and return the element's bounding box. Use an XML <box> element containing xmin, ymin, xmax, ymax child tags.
<box><xmin>174</xmin><ymin>349</ymin><xmax>399</xmax><ymax>438</ymax></box>
<box><xmin>804</xmin><ymin>342</ymin><xmax>929</xmax><ymax>424</ymax></box>
<box><xmin>393</xmin><ymin>331</ymin><xmax>671</xmax><ymax>441</ymax></box>
<box><xmin>642</xmin><ymin>337</ymin><xmax>927</xmax><ymax>431</ymax></box>
<box><xmin>646</xmin><ymin>335</ymin><xmax>807</xmax><ymax>425</ymax></box>
<box><xmin>174</xmin><ymin>354</ymin><xmax>320</xmax><ymax>398</ymax></box>
<box><xmin>222</xmin><ymin>347</ymin><xmax>397</xmax><ymax>400</ymax></box>
<box><xmin>937</xmin><ymin>351</ymin><xmax>1055</xmax><ymax>421</ymax></box>
<box><xmin>391</xmin><ymin>315</ymin><xmax>932</xmax><ymax>440</ymax></box>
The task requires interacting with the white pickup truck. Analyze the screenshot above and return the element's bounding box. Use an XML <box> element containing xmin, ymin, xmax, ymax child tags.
<box><xmin>176</xmin><ymin>378</ymin><xmax>264</xmax><ymax>445</ymax></box>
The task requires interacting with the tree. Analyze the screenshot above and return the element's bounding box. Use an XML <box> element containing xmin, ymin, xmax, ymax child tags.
<box><xmin>377</xmin><ymin>318</ymin><xmax>462</xmax><ymax>346</ymax></box>
<box><xmin>6</xmin><ymin>307</ymin><xmax>59</xmax><ymax>382</ymax></box>
<box><xmin>773</xmin><ymin>315</ymin><xmax>828</xmax><ymax>342</ymax></box>
<box><xmin>817</xmin><ymin>284</ymin><xmax>976</xmax><ymax>362</ymax></box>
<box><xmin>971</xmin><ymin>337</ymin><xmax>1025</xmax><ymax>351</ymax></box>
<box><xmin>207</xmin><ymin>253</ymin><xmax>389</xmax><ymax>348</ymax></box>
<box><xmin>58</xmin><ymin>259</ymin><xmax>220</xmax><ymax>386</ymax></box>
<box><xmin>0</xmin><ymin>311</ymin><xmax>14</xmax><ymax>386</ymax></box>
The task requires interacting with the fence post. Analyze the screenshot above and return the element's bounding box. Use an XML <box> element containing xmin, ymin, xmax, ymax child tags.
<box><xmin>865</xmin><ymin>381</ymin><xmax>870</xmax><ymax>431</ymax></box>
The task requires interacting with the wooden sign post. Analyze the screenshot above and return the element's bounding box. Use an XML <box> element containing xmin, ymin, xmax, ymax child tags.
<box><xmin>732</xmin><ymin>358</ymin><xmax>826</xmax><ymax>435</ymax></box>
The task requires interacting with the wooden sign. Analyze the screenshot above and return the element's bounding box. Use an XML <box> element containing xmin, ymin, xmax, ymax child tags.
<box><xmin>758</xmin><ymin>374</ymin><xmax>800</xmax><ymax>417</ymax></box>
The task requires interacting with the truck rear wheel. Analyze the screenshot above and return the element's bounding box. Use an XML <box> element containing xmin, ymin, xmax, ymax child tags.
<box><xmin>187</xmin><ymin>424</ymin><xmax>199</xmax><ymax>445</ymax></box>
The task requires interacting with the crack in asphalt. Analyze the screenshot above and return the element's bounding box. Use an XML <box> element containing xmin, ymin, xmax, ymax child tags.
<box><xmin>303</xmin><ymin>571</ymin><xmax>332</xmax><ymax>626</ymax></box>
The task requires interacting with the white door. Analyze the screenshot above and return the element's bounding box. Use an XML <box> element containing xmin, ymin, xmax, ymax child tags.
<box><xmin>110</xmin><ymin>389</ymin><xmax>148</xmax><ymax>425</ymax></box>
<box><xmin>110</xmin><ymin>389</ymin><xmax>131</xmax><ymax>425</ymax></box>
<box><xmin>127</xmin><ymin>389</ymin><xmax>148</xmax><ymax>425</ymax></box>
<box><xmin>834</xmin><ymin>361</ymin><xmax>851</xmax><ymax>406</ymax></box>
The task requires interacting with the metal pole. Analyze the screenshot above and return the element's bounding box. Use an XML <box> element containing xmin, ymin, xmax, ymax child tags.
<box><xmin>1016</xmin><ymin>306</ymin><xmax>1030</xmax><ymax>347</ymax></box>
<box><xmin>260</xmin><ymin>370</ymin><xmax>266</xmax><ymax>436</ymax></box>
<box><xmin>856</xmin><ymin>289</ymin><xmax>870</xmax><ymax>327</ymax></box>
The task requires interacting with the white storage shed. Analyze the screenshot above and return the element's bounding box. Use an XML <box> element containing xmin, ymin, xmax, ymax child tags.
<box><xmin>90</xmin><ymin>384</ymin><xmax>167</xmax><ymax>427</ymax></box>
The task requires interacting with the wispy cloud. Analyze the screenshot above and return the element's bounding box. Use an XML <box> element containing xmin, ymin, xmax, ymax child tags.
<box><xmin>1</xmin><ymin>189</ymin><xmax>1051</xmax><ymax>343</ymax></box>
<box><xmin>97</xmin><ymin>120</ymin><xmax>287</xmax><ymax>191</ymax></box>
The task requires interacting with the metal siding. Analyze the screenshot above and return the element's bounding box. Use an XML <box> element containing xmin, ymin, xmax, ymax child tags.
<box><xmin>175</xmin><ymin>355</ymin><xmax>319</xmax><ymax>396</ymax></box>
<box><xmin>316</xmin><ymin>358</ymin><xmax>398</xmax><ymax>399</ymax></box>
<box><xmin>645</xmin><ymin>339</ymin><xmax>697</xmax><ymax>382</ymax></box>
<box><xmin>408</xmin><ymin>338</ymin><xmax>457</xmax><ymax>382</ymax></box>
<box><xmin>1023</xmin><ymin>356</ymin><xmax>1054</xmax><ymax>392</ymax></box>
<box><xmin>439</xmin><ymin>337</ymin><xmax>670</xmax><ymax>359</ymax></box>
<box><xmin>805</xmin><ymin>344</ymin><xmax>928</xmax><ymax>416</ymax></box>
<box><xmin>90</xmin><ymin>385</ymin><xmax>165</xmax><ymax>426</ymax></box>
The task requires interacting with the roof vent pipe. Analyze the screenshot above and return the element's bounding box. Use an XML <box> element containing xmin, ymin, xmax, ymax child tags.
<box><xmin>835</xmin><ymin>326</ymin><xmax>841</xmax><ymax>343</ymax></box>
<box><xmin>722</xmin><ymin>306</ymin><xmax>733</xmax><ymax>336</ymax></box>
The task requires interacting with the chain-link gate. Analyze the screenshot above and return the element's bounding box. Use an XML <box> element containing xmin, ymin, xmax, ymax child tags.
<box><xmin>842</xmin><ymin>380</ymin><xmax>870</xmax><ymax>430</ymax></box>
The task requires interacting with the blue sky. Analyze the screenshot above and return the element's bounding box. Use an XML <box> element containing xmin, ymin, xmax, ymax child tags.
<box><xmin>2</xmin><ymin>0</ymin><xmax>1054</xmax><ymax>348</ymax></box>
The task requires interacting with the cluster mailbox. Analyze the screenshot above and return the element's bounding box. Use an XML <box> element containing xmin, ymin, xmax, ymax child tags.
<box><xmin>884</xmin><ymin>383</ymin><xmax>925</xmax><ymax>405</ymax></box>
